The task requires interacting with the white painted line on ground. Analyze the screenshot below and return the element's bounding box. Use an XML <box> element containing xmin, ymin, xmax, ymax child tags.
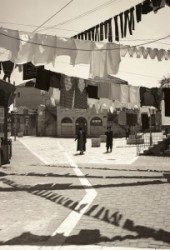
<box><xmin>39</xmin><ymin>142</ymin><xmax>97</xmax><ymax>248</ymax></box>
<box><xmin>17</xmin><ymin>138</ymin><xmax>49</xmax><ymax>165</ymax></box>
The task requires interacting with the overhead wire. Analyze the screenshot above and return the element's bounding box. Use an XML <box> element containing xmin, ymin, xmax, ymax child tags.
<box><xmin>31</xmin><ymin>0</ymin><xmax>74</xmax><ymax>34</ymax></box>
<box><xmin>38</xmin><ymin>0</ymin><xmax>120</xmax><ymax>33</ymax></box>
<box><xmin>0</xmin><ymin>31</ymin><xmax>169</xmax><ymax>51</ymax></box>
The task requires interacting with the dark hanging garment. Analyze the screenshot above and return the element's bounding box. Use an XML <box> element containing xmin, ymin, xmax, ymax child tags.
<box><xmin>136</xmin><ymin>3</ymin><xmax>142</xmax><ymax>22</ymax></box>
<box><xmin>163</xmin><ymin>88</ymin><xmax>170</xmax><ymax>116</ymax></box>
<box><xmin>86</xmin><ymin>84</ymin><xmax>99</xmax><ymax>99</ymax></box>
<box><xmin>140</xmin><ymin>87</ymin><xmax>155</xmax><ymax>107</ymax></box>
<box><xmin>142</xmin><ymin>0</ymin><xmax>153</xmax><ymax>14</ymax></box>
<box><xmin>95</xmin><ymin>25</ymin><xmax>100</xmax><ymax>41</ymax></box>
<box><xmin>114</xmin><ymin>15</ymin><xmax>119</xmax><ymax>41</ymax></box>
<box><xmin>104</xmin><ymin>18</ymin><xmax>113</xmax><ymax>42</ymax></box>
<box><xmin>23</xmin><ymin>62</ymin><xmax>44</xmax><ymax>80</ymax></box>
<box><xmin>151</xmin><ymin>0</ymin><xmax>165</xmax><ymax>12</ymax></box>
<box><xmin>165</xmin><ymin>0</ymin><xmax>170</xmax><ymax>6</ymax></box>
<box><xmin>119</xmin><ymin>12</ymin><xmax>124</xmax><ymax>38</ymax></box>
<box><xmin>60</xmin><ymin>75</ymin><xmax>75</xmax><ymax>108</ymax></box>
<box><xmin>141</xmin><ymin>113</ymin><xmax>149</xmax><ymax>130</ymax></box>
<box><xmin>49</xmin><ymin>72</ymin><xmax>61</xmax><ymax>89</ymax></box>
<box><xmin>100</xmin><ymin>22</ymin><xmax>104</xmax><ymax>41</ymax></box>
<box><xmin>124</xmin><ymin>7</ymin><xmax>135</xmax><ymax>37</ymax></box>
<box><xmin>74</xmin><ymin>78</ymin><xmax>88</xmax><ymax>109</ymax></box>
<box><xmin>35</xmin><ymin>68</ymin><xmax>50</xmax><ymax>91</ymax></box>
<box><xmin>2</xmin><ymin>61</ymin><xmax>14</xmax><ymax>83</ymax></box>
<box><xmin>151</xmin><ymin>87</ymin><xmax>163</xmax><ymax>109</ymax></box>
<box><xmin>0</xmin><ymin>79</ymin><xmax>15</xmax><ymax>107</ymax></box>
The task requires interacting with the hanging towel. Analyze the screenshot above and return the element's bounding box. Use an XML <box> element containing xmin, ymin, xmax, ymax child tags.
<box><xmin>98</xmin><ymin>82</ymin><xmax>111</xmax><ymax>99</ymax></box>
<box><xmin>129</xmin><ymin>85</ymin><xmax>140</xmax><ymax>105</ymax></box>
<box><xmin>74</xmin><ymin>78</ymin><xmax>87</xmax><ymax>109</ymax></box>
<box><xmin>110</xmin><ymin>83</ymin><xmax>121</xmax><ymax>101</ymax></box>
<box><xmin>120</xmin><ymin>84</ymin><xmax>129</xmax><ymax>104</ymax></box>
<box><xmin>0</xmin><ymin>28</ymin><xmax>20</xmax><ymax>61</ymax></box>
<box><xmin>35</xmin><ymin>68</ymin><xmax>51</xmax><ymax>91</ymax></box>
<box><xmin>23</xmin><ymin>62</ymin><xmax>44</xmax><ymax>80</ymax></box>
<box><xmin>142</xmin><ymin>0</ymin><xmax>153</xmax><ymax>14</ymax></box>
<box><xmin>136</xmin><ymin>3</ymin><xmax>142</xmax><ymax>22</ymax></box>
<box><xmin>74</xmin><ymin>39</ymin><xmax>94</xmax><ymax>64</ymax></box>
<box><xmin>124</xmin><ymin>7</ymin><xmax>135</xmax><ymax>37</ymax></box>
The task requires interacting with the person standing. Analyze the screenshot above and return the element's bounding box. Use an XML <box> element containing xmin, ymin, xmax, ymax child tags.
<box><xmin>75</xmin><ymin>127</ymin><xmax>86</xmax><ymax>155</ymax></box>
<box><xmin>105</xmin><ymin>127</ymin><xmax>113</xmax><ymax>153</ymax></box>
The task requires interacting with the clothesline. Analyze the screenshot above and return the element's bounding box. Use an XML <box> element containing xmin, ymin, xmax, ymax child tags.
<box><xmin>0</xmin><ymin>27</ymin><xmax>169</xmax><ymax>80</ymax></box>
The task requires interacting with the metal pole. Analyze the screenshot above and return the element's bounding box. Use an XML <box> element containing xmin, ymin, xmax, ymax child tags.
<box><xmin>149</xmin><ymin>111</ymin><xmax>152</xmax><ymax>146</ymax></box>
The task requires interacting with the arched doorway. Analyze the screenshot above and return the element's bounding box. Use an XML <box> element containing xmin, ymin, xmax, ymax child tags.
<box><xmin>61</xmin><ymin>117</ymin><xmax>73</xmax><ymax>135</ymax></box>
<box><xmin>75</xmin><ymin>117</ymin><xmax>87</xmax><ymax>134</ymax></box>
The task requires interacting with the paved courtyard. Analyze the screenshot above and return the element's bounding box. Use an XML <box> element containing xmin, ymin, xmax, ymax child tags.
<box><xmin>0</xmin><ymin>136</ymin><xmax>170</xmax><ymax>250</ymax></box>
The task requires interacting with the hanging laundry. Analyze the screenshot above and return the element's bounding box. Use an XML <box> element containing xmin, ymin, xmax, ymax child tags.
<box><xmin>124</xmin><ymin>7</ymin><xmax>135</xmax><ymax>37</ymax></box>
<box><xmin>105</xmin><ymin>42</ymin><xmax>121</xmax><ymax>75</ymax></box>
<box><xmin>163</xmin><ymin>88</ymin><xmax>170</xmax><ymax>116</ymax></box>
<box><xmin>151</xmin><ymin>87</ymin><xmax>163</xmax><ymax>109</ymax></box>
<box><xmin>60</xmin><ymin>75</ymin><xmax>75</xmax><ymax>108</ymax></box>
<box><xmin>129</xmin><ymin>85</ymin><xmax>140</xmax><ymax>105</ymax></box>
<box><xmin>74</xmin><ymin>78</ymin><xmax>88</xmax><ymax>109</ymax></box>
<box><xmin>32</xmin><ymin>33</ymin><xmax>56</xmax><ymax>66</ymax></box>
<box><xmin>110</xmin><ymin>82</ymin><xmax>121</xmax><ymax>101</ymax></box>
<box><xmin>0</xmin><ymin>80</ymin><xmax>15</xmax><ymax>107</ymax></box>
<box><xmin>49</xmin><ymin>71</ymin><xmax>61</xmax><ymax>89</ymax></box>
<box><xmin>23</xmin><ymin>62</ymin><xmax>44</xmax><ymax>80</ymax></box>
<box><xmin>142</xmin><ymin>0</ymin><xmax>153</xmax><ymax>14</ymax></box>
<box><xmin>74</xmin><ymin>39</ymin><xmax>94</xmax><ymax>64</ymax></box>
<box><xmin>156</xmin><ymin>49</ymin><xmax>165</xmax><ymax>61</ymax></box>
<box><xmin>15</xmin><ymin>31</ymin><xmax>36</xmax><ymax>64</ymax></box>
<box><xmin>98</xmin><ymin>82</ymin><xmax>112</xmax><ymax>99</ymax></box>
<box><xmin>120</xmin><ymin>84</ymin><xmax>129</xmax><ymax>104</ymax></box>
<box><xmin>114</xmin><ymin>15</ymin><xmax>120</xmax><ymax>42</ymax></box>
<box><xmin>49</xmin><ymin>87</ymin><xmax>60</xmax><ymax>106</ymax></box>
<box><xmin>141</xmin><ymin>47</ymin><xmax>150</xmax><ymax>59</ymax></box>
<box><xmin>0</xmin><ymin>28</ymin><xmax>20</xmax><ymax>61</ymax></box>
<box><xmin>120</xmin><ymin>45</ymin><xmax>129</xmax><ymax>57</ymax></box>
<box><xmin>148</xmin><ymin>48</ymin><xmax>158</xmax><ymax>59</ymax></box>
<box><xmin>55</xmin><ymin>37</ymin><xmax>77</xmax><ymax>65</ymax></box>
<box><xmin>128</xmin><ymin>46</ymin><xmax>136</xmax><ymax>57</ymax></box>
<box><xmin>89</xmin><ymin>42</ymin><xmax>107</xmax><ymax>79</ymax></box>
<box><xmin>165</xmin><ymin>0</ymin><xmax>170</xmax><ymax>6</ymax></box>
<box><xmin>86</xmin><ymin>83</ymin><xmax>99</xmax><ymax>99</ymax></box>
<box><xmin>164</xmin><ymin>50</ymin><xmax>170</xmax><ymax>60</ymax></box>
<box><xmin>135</xmin><ymin>47</ymin><xmax>143</xmax><ymax>58</ymax></box>
<box><xmin>104</xmin><ymin>18</ymin><xmax>113</xmax><ymax>42</ymax></box>
<box><xmin>2</xmin><ymin>61</ymin><xmax>14</xmax><ymax>83</ymax></box>
<box><xmin>151</xmin><ymin>0</ymin><xmax>165</xmax><ymax>12</ymax></box>
<box><xmin>136</xmin><ymin>3</ymin><xmax>143</xmax><ymax>22</ymax></box>
<box><xmin>35</xmin><ymin>68</ymin><xmax>51</xmax><ymax>91</ymax></box>
<box><xmin>119</xmin><ymin>12</ymin><xmax>124</xmax><ymax>39</ymax></box>
<box><xmin>15</xmin><ymin>64</ymin><xmax>23</xmax><ymax>72</ymax></box>
<box><xmin>141</xmin><ymin>113</ymin><xmax>149</xmax><ymax>130</ymax></box>
<box><xmin>140</xmin><ymin>87</ymin><xmax>156</xmax><ymax>107</ymax></box>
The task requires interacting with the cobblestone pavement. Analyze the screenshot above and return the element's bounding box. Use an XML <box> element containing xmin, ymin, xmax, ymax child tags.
<box><xmin>0</xmin><ymin>136</ymin><xmax>170</xmax><ymax>250</ymax></box>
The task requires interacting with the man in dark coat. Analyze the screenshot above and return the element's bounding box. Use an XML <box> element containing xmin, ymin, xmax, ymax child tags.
<box><xmin>105</xmin><ymin>127</ymin><xmax>113</xmax><ymax>153</ymax></box>
<box><xmin>75</xmin><ymin>127</ymin><xmax>87</xmax><ymax>155</ymax></box>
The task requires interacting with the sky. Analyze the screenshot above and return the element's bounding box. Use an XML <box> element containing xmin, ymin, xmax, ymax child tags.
<box><xmin>0</xmin><ymin>0</ymin><xmax>170</xmax><ymax>87</ymax></box>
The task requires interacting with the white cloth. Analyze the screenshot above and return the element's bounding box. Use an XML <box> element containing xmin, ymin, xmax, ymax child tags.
<box><xmin>120</xmin><ymin>84</ymin><xmax>129</xmax><ymax>104</ymax></box>
<box><xmin>15</xmin><ymin>31</ymin><xmax>36</xmax><ymax>64</ymax></box>
<box><xmin>99</xmin><ymin>98</ymin><xmax>112</xmax><ymax>111</ymax></box>
<box><xmin>32</xmin><ymin>33</ymin><xmax>56</xmax><ymax>66</ymax></box>
<box><xmin>105</xmin><ymin>42</ymin><xmax>121</xmax><ymax>75</ymax></box>
<box><xmin>0</xmin><ymin>27</ymin><xmax>20</xmax><ymax>61</ymax></box>
<box><xmin>55</xmin><ymin>37</ymin><xmax>77</xmax><ymax>65</ymax></box>
<box><xmin>129</xmin><ymin>85</ymin><xmax>140</xmax><ymax>106</ymax></box>
<box><xmin>74</xmin><ymin>39</ymin><xmax>93</xmax><ymax>64</ymax></box>
<box><xmin>110</xmin><ymin>83</ymin><xmax>121</xmax><ymax>101</ymax></box>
